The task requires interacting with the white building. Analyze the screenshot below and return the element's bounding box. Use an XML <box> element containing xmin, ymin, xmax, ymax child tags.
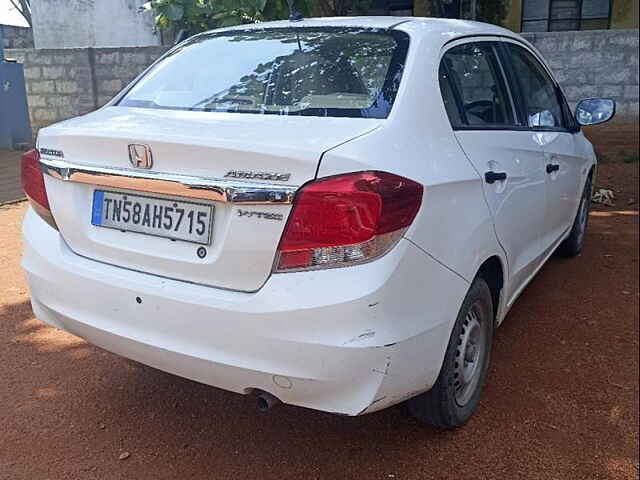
<box><xmin>31</xmin><ymin>0</ymin><xmax>162</xmax><ymax>48</ymax></box>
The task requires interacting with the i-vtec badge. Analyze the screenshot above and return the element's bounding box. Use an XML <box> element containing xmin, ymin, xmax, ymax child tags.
<box><xmin>237</xmin><ymin>209</ymin><xmax>283</xmax><ymax>221</ymax></box>
<box><xmin>225</xmin><ymin>170</ymin><xmax>291</xmax><ymax>182</ymax></box>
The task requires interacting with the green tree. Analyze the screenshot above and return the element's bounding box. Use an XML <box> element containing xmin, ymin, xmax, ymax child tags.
<box><xmin>141</xmin><ymin>0</ymin><xmax>282</xmax><ymax>33</ymax></box>
<box><xmin>416</xmin><ymin>0</ymin><xmax>509</xmax><ymax>26</ymax></box>
<box><xmin>142</xmin><ymin>0</ymin><xmax>507</xmax><ymax>41</ymax></box>
<box><xmin>474</xmin><ymin>0</ymin><xmax>508</xmax><ymax>26</ymax></box>
<box><xmin>141</xmin><ymin>0</ymin><xmax>372</xmax><ymax>38</ymax></box>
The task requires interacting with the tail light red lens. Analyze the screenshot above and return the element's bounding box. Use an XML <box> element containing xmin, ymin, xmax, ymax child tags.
<box><xmin>21</xmin><ymin>149</ymin><xmax>57</xmax><ymax>230</ymax></box>
<box><xmin>275</xmin><ymin>171</ymin><xmax>423</xmax><ymax>272</ymax></box>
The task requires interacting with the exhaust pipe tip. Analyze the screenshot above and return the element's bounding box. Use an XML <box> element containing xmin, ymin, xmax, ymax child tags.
<box><xmin>255</xmin><ymin>391</ymin><xmax>280</xmax><ymax>412</ymax></box>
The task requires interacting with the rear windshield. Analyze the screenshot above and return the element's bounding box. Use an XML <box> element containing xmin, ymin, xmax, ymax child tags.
<box><xmin>118</xmin><ymin>27</ymin><xmax>409</xmax><ymax>119</ymax></box>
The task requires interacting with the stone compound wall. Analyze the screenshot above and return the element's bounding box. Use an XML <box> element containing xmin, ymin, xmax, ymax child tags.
<box><xmin>6</xmin><ymin>46</ymin><xmax>169</xmax><ymax>132</ymax></box>
<box><xmin>5</xmin><ymin>28</ymin><xmax>639</xmax><ymax>135</ymax></box>
<box><xmin>1</xmin><ymin>25</ymin><xmax>34</xmax><ymax>49</ymax></box>
<box><xmin>523</xmin><ymin>29</ymin><xmax>639</xmax><ymax>122</ymax></box>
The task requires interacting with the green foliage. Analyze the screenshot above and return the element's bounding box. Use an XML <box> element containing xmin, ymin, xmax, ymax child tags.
<box><xmin>142</xmin><ymin>0</ymin><xmax>282</xmax><ymax>33</ymax></box>
<box><xmin>423</xmin><ymin>0</ymin><xmax>509</xmax><ymax>26</ymax></box>
<box><xmin>311</xmin><ymin>0</ymin><xmax>371</xmax><ymax>17</ymax></box>
<box><xmin>141</xmin><ymin>0</ymin><xmax>372</xmax><ymax>36</ymax></box>
<box><xmin>141</xmin><ymin>0</ymin><xmax>307</xmax><ymax>35</ymax></box>
<box><xmin>622</xmin><ymin>152</ymin><xmax>640</xmax><ymax>163</ymax></box>
<box><xmin>142</xmin><ymin>0</ymin><xmax>507</xmax><ymax>38</ymax></box>
<box><xmin>475</xmin><ymin>0</ymin><xmax>509</xmax><ymax>26</ymax></box>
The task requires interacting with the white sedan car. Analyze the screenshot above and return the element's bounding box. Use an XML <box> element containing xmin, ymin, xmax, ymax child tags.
<box><xmin>22</xmin><ymin>17</ymin><xmax>614</xmax><ymax>428</ymax></box>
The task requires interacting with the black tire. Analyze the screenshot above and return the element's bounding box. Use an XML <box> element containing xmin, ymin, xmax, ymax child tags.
<box><xmin>557</xmin><ymin>175</ymin><xmax>592</xmax><ymax>257</ymax></box>
<box><xmin>408</xmin><ymin>277</ymin><xmax>494</xmax><ymax>429</ymax></box>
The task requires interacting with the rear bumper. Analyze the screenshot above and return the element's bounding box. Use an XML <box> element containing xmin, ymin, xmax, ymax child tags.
<box><xmin>22</xmin><ymin>208</ymin><xmax>469</xmax><ymax>415</ymax></box>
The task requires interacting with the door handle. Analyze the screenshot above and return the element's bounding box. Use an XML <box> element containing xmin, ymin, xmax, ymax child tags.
<box><xmin>485</xmin><ymin>171</ymin><xmax>507</xmax><ymax>184</ymax></box>
<box><xmin>546</xmin><ymin>163</ymin><xmax>560</xmax><ymax>174</ymax></box>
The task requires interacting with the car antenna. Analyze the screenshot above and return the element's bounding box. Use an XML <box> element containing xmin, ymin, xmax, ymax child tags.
<box><xmin>287</xmin><ymin>0</ymin><xmax>304</xmax><ymax>21</ymax></box>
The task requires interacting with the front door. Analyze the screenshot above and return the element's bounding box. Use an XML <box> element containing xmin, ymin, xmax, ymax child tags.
<box><xmin>540</xmin><ymin>132</ymin><xmax>585</xmax><ymax>250</ymax></box>
<box><xmin>501</xmin><ymin>41</ymin><xmax>586</xmax><ymax>253</ymax></box>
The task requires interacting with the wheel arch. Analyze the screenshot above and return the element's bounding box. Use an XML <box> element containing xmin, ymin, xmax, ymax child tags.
<box><xmin>475</xmin><ymin>255</ymin><xmax>506</xmax><ymax>326</ymax></box>
<box><xmin>588</xmin><ymin>164</ymin><xmax>596</xmax><ymax>190</ymax></box>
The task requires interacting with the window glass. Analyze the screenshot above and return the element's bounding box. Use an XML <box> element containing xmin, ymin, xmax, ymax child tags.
<box><xmin>440</xmin><ymin>43</ymin><xmax>515</xmax><ymax>127</ymax></box>
<box><xmin>119</xmin><ymin>28</ymin><xmax>409</xmax><ymax>119</ymax></box>
<box><xmin>438</xmin><ymin>64</ymin><xmax>463</xmax><ymax>127</ymax></box>
<box><xmin>523</xmin><ymin>0</ymin><xmax>551</xmax><ymax>20</ymax></box>
<box><xmin>522</xmin><ymin>20</ymin><xmax>550</xmax><ymax>32</ymax></box>
<box><xmin>581</xmin><ymin>0</ymin><xmax>611</xmax><ymax>18</ymax></box>
<box><xmin>581</xmin><ymin>18</ymin><xmax>609</xmax><ymax>29</ymax></box>
<box><xmin>550</xmin><ymin>0</ymin><xmax>580</xmax><ymax>26</ymax></box>
<box><xmin>550</xmin><ymin>19</ymin><xmax>580</xmax><ymax>31</ymax></box>
<box><xmin>505</xmin><ymin>44</ymin><xmax>564</xmax><ymax>128</ymax></box>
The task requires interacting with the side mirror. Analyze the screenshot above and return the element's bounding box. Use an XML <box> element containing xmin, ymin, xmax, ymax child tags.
<box><xmin>575</xmin><ymin>98</ymin><xmax>616</xmax><ymax>126</ymax></box>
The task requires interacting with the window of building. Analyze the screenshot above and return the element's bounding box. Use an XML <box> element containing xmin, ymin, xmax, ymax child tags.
<box><xmin>521</xmin><ymin>0</ymin><xmax>612</xmax><ymax>32</ymax></box>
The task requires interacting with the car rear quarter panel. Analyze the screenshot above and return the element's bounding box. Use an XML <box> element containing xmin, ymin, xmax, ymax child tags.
<box><xmin>317</xmin><ymin>25</ymin><xmax>507</xmax><ymax>289</ymax></box>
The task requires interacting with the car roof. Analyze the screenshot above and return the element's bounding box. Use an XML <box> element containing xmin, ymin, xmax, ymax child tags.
<box><xmin>205</xmin><ymin>16</ymin><xmax>519</xmax><ymax>43</ymax></box>
<box><xmin>210</xmin><ymin>16</ymin><xmax>413</xmax><ymax>31</ymax></box>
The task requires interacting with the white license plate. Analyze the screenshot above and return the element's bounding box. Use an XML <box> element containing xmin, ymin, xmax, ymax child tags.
<box><xmin>91</xmin><ymin>190</ymin><xmax>213</xmax><ymax>245</ymax></box>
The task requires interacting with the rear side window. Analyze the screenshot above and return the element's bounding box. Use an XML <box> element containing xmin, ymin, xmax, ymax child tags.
<box><xmin>503</xmin><ymin>43</ymin><xmax>564</xmax><ymax>129</ymax></box>
<box><xmin>439</xmin><ymin>42</ymin><xmax>516</xmax><ymax>128</ymax></box>
<box><xmin>439</xmin><ymin>65</ymin><xmax>464</xmax><ymax>126</ymax></box>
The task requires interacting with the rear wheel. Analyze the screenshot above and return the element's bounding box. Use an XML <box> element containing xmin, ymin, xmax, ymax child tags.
<box><xmin>408</xmin><ymin>277</ymin><xmax>494</xmax><ymax>429</ymax></box>
<box><xmin>557</xmin><ymin>175</ymin><xmax>592</xmax><ymax>257</ymax></box>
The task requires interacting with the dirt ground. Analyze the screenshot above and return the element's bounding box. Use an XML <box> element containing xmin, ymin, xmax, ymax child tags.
<box><xmin>583</xmin><ymin>123</ymin><xmax>640</xmax><ymax>162</ymax></box>
<box><xmin>0</xmin><ymin>150</ymin><xmax>23</xmax><ymax>205</ymax></box>
<box><xmin>0</xmin><ymin>162</ymin><xmax>638</xmax><ymax>480</ymax></box>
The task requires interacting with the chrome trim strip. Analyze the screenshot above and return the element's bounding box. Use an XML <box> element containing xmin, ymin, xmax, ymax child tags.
<box><xmin>39</xmin><ymin>157</ymin><xmax>298</xmax><ymax>205</ymax></box>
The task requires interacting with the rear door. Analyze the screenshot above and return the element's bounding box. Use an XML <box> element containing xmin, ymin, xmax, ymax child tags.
<box><xmin>440</xmin><ymin>39</ymin><xmax>547</xmax><ymax>302</ymax></box>
<box><xmin>501</xmin><ymin>41</ymin><xmax>586</xmax><ymax>251</ymax></box>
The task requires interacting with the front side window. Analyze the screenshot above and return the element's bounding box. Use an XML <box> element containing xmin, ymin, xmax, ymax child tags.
<box><xmin>118</xmin><ymin>28</ymin><xmax>409</xmax><ymax>119</ymax></box>
<box><xmin>504</xmin><ymin>44</ymin><xmax>564</xmax><ymax>129</ymax></box>
<box><xmin>439</xmin><ymin>42</ymin><xmax>515</xmax><ymax>128</ymax></box>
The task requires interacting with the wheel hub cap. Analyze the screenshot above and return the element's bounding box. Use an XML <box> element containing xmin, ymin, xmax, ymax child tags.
<box><xmin>454</xmin><ymin>306</ymin><xmax>486</xmax><ymax>407</ymax></box>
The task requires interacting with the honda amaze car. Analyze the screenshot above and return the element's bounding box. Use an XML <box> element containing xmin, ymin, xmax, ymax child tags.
<box><xmin>21</xmin><ymin>17</ymin><xmax>615</xmax><ymax>428</ymax></box>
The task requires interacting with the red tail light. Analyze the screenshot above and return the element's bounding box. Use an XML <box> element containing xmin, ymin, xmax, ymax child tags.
<box><xmin>275</xmin><ymin>171</ymin><xmax>423</xmax><ymax>272</ymax></box>
<box><xmin>21</xmin><ymin>149</ymin><xmax>57</xmax><ymax>230</ymax></box>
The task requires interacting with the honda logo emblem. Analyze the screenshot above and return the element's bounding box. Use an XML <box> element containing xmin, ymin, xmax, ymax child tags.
<box><xmin>128</xmin><ymin>144</ymin><xmax>153</xmax><ymax>169</ymax></box>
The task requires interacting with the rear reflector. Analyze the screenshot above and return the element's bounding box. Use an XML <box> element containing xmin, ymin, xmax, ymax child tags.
<box><xmin>21</xmin><ymin>149</ymin><xmax>57</xmax><ymax>230</ymax></box>
<box><xmin>274</xmin><ymin>171</ymin><xmax>423</xmax><ymax>272</ymax></box>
